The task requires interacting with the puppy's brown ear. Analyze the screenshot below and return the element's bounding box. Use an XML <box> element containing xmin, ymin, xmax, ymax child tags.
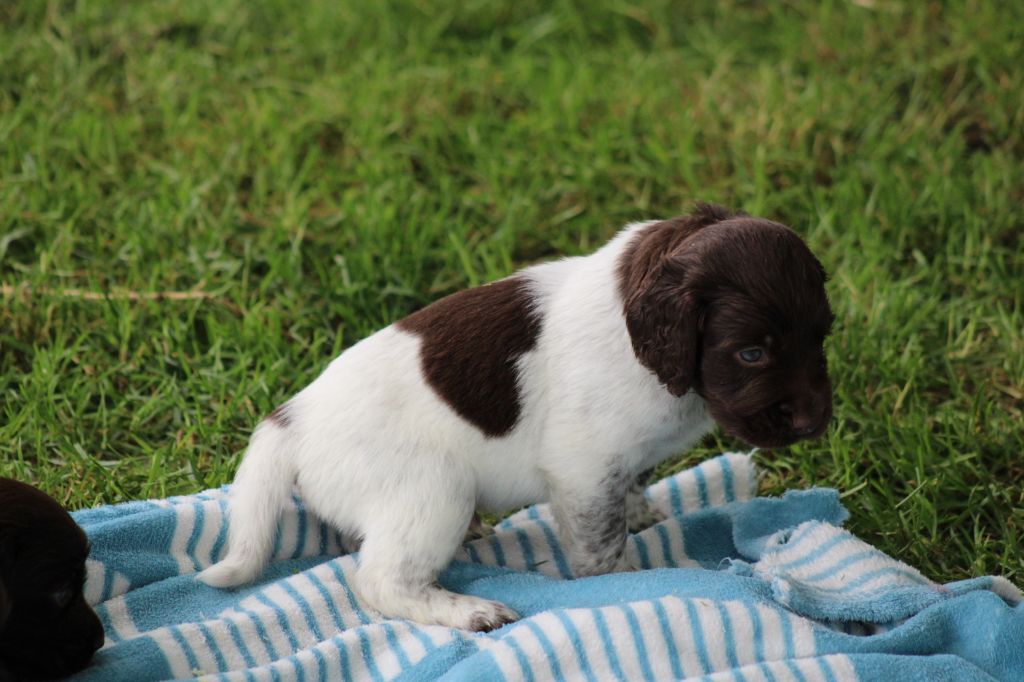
<box><xmin>624</xmin><ymin>255</ymin><xmax>701</xmax><ymax>397</ymax></box>
<box><xmin>0</xmin><ymin>578</ymin><xmax>9</xmax><ymax>634</ymax></box>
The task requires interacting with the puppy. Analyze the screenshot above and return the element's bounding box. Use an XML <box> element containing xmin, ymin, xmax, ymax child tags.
<box><xmin>200</xmin><ymin>204</ymin><xmax>834</xmax><ymax>631</ymax></box>
<box><xmin>0</xmin><ymin>478</ymin><xmax>104</xmax><ymax>680</ymax></box>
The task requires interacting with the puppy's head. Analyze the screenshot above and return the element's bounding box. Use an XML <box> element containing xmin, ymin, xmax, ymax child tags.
<box><xmin>621</xmin><ymin>204</ymin><xmax>834</xmax><ymax>448</ymax></box>
<box><xmin>0</xmin><ymin>478</ymin><xmax>105</xmax><ymax>680</ymax></box>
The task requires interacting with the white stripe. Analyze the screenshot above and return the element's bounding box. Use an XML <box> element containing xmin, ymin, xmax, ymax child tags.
<box><xmin>391</xmin><ymin>621</ymin><xmax>429</xmax><ymax>663</ymax></box>
<box><xmin>178</xmin><ymin>623</ymin><xmax>221</xmax><ymax>676</ymax></box>
<box><xmin>628</xmin><ymin>601</ymin><xmax>673</xmax><ymax>679</ymax></box>
<box><xmin>238</xmin><ymin>596</ymin><xmax>293</xmax><ymax>660</ymax></box>
<box><xmin>293</xmin><ymin>574</ymin><xmax>344</xmax><ymax>641</ymax></box>
<box><xmin>601</xmin><ymin>606</ymin><xmax>645</xmax><ymax>678</ymax></box>
<box><xmin>823</xmin><ymin>654</ymin><xmax>860</xmax><ymax>681</ymax></box>
<box><xmin>221</xmin><ymin>608</ymin><xmax>273</xmax><ymax>664</ymax></box>
<box><xmin>761</xmin><ymin>659</ymin><xmax>800</xmax><ymax>682</ymax></box>
<box><xmin>84</xmin><ymin>559</ymin><xmax>106</xmax><ymax>604</ymax></box>
<box><xmin>169</xmin><ymin>504</ymin><xmax>197</xmax><ymax>574</ymax></box>
<box><xmin>508</xmin><ymin>623</ymin><xmax>556</xmax><ymax>681</ymax></box>
<box><xmin>111</xmin><ymin>572</ymin><xmax>131</xmax><ymax>599</ymax></box>
<box><xmin>534</xmin><ymin>612</ymin><xmax>582</xmax><ymax>679</ymax></box>
<box><xmin>203</xmin><ymin>618</ymin><xmax>248</xmax><ymax>671</ymax></box>
<box><xmin>275</xmin><ymin>499</ymin><xmax>300</xmax><ymax>559</ymax></box>
<box><xmin>150</xmin><ymin>627</ymin><xmax>198</xmax><ymax>679</ymax></box>
<box><xmin>262</xmin><ymin>584</ymin><xmax>319</xmax><ymax>649</ymax></box>
<box><xmin>692</xmin><ymin>599</ymin><xmax>729</xmax><ymax>673</ymax></box>
<box><xmin>192</xmin><ymin>501</ymin><xmax>224</xmax><ymax>569</ymax></box>
<box><xmin>724</xmin><ymin>600</ymin><xmax>756</xmax><ymax>666</ymax></box>
<box><xmin>794</xmin><ymin>657</ymin><xmax>829</xmax><ymax>682</ymax></box>
<box><xmin>664</xmin><ymin>519</ymin><xmax>698</xmax><ymax>568</ymax></box>
<box><xmin>661</xmin><ymin>597</ymin><xmax>704</xmax><ymax>677</ymax></box>
<box><xmin>679</xmin><ymin>471</ymin><xmax>702</xmax><ymax>513</ymax></box>
<box><xmin>103</xmin><ymin>595</ymin><xmax>140</xmax><ymax>641</ymax></box>
<box><xmin>570</xmin><ymin>610</ymin><xmax>614</xmax><ymax>680</ymax></box>
<box><xmin>701</xmin><ymin>458</ymin><xmax>728</xmax><ymax>507</ymax></box>
<box><xmin>488</xmin><ymin>639</ymin><xmax>529</xmax><ymax>681</ymax></box>
<box><xmin>754</xmin><ymin>604</ymin><xmax>787</xmax><ymax>662</ymax></box>
<box><xmin>363</xmin><ymin>623</ymin><xmax>404</xmax><ymax>678</ymax></box>
<box><xmin>789</xmin><ymin>612</ymin><xmax>817</xmax><ymax>657</ymax></box>
<box><xmin>727</xmin><ymin>453</ymin><xmax>757</xmax><ymax>500</ymax></box>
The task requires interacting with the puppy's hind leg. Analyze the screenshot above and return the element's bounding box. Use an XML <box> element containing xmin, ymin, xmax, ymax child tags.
<box><xmin>353</xmin><ymin>463</ymin><xmax>517</xmax><ymax>632</ymax></box>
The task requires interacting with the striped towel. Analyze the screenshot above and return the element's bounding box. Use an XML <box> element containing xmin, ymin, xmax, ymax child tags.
<box><xmin>71</xmin><ymin>453</ymin><xmax>1024</xmax><ymax>681</ymax></box>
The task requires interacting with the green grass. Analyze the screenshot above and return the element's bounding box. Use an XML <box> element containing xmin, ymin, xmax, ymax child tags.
<box><xmin>1</xmin><ymin>0</ymin><xmax>1021</xmax><ymax>583</ymax></box>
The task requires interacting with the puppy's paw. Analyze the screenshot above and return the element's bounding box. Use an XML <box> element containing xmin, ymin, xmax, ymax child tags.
<box><xmin>463</xmin><ymin>600</ymin><xmax>519</xmax><ymax>633</ymax></box>
<box><xmin>197</xmin><ymin>560</ymin><xmax>258</xmax><ymax>588</ymax></box>
<box><xmin>626</xmin><ymin>491</ymin><xmax>665</xmax><ymax>533</ymax></box>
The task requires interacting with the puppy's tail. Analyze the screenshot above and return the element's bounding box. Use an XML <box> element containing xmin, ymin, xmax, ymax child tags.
<box><xmin>198</xmin><ymin>417</ymin><xmax>294</xmax><ymax>588</ymax></box>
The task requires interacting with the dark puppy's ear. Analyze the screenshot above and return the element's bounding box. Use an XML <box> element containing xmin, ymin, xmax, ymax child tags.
<box><xmin>620</xmin><ymin>203</ymin><xmax>737</xmax><ymax>396</ymax></box>
<box><xmin>624</xmin><ymin>258</ymin><xmax>701</xmax><ymax>396</ymax></box>
<box><xmin>0</xmin><ymin>578</ymin><xmax>8</xmax><ymax>634</ymax></box>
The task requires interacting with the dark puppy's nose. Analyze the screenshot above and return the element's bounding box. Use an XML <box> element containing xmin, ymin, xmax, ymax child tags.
<box><xmin>779</xmin><ymin>402</ymin><xmax>823</xmax><ymax>437</ymax></box>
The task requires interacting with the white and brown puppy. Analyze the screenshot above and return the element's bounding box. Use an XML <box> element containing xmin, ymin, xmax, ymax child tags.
<box><xmin>200</xmin><ymin>204</ymin><xmax>834</xmax><ymax>631</ymax></box>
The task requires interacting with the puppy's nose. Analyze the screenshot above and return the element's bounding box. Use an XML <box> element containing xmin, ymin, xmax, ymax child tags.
<box><xmin>780</xmin><ymin>403</ymin><xmax>820</xmax><ymax>437</ymax></box>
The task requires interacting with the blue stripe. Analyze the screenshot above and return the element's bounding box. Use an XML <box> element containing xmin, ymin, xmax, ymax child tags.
<box><xmin>592</xmin><ymin>609</ymin><xmax>626</xmax><ymax>679</ymax></box>
<box><xmin>281</xmin><ymin>582</ymin><xmax>324</xmax><ymax>641</ymax></box>
<box><xmin>693</xmin><ymin>465</ymin><xmax>710</xmax><ymax>508</ymax></box>
<box><xmin>818</xmin><ymin>656</ymin><xmax>839</xmax><ymax>682</ymax></box>
<box><xmin>634</xmin><ymin>535</ymin><xmax>651</xmax><ymax>569</ymax></box>
<box><xmin>407</xmin><ymin>624</ymin><xmax>436</xmax><ymax>656</ymax></box>
<box><xmin>239</xmin><ymin>605</ymin><xmax>278</xmax><ymax>660</ymax></box>
<box><xmin>779</xmin><ymin>613</ymin><xmax>808</xmax><ymax>682</ymax></box>
<box><xmin>465</xmin><ymin>543</ymin><xmax>482</xmax><ymax>563</ymax></box>
<box><xmin>169</xmin><ymin>625</ymin><xmax>201</xmax><ymax>674</ymax></box>
<box><xmin>327</xmin><ymin>561</ymin><xmax>371</xmax><ymax>624</ymax></box>
<box><xmin>271</xmin><ymin>518</ymin><xmax>283</xmax><ymax>560</ymax></box>
<box><xmin>505</xmin><ymin>636</ymin><xmax>536</xmax><ymax>682</ymax></box>
<box><xmin>720</xmin><ymin>456</ymin><xmax>736</xmax><ymax>502</ymax></box>
<box><xmin>808</xmin><ymin>565</ymin><xmax>931</xmax><ymax>593</ymax></box>
<box><xmin>381</xmin><ymin>623</ymin><xmax>412</xmax><ymax>670</ymax></box>
<box><xmin>776</xmin><ymin>532</ymin><xmax>854</xmax><ymax>572</ymax></box>
<box><xmin>667</xmin><ymin>476</ymin><xmax>683</xmax><ymax>515</ymax></box>
<box><xmin>356</xmin><ymin>628</ymin><xmax>385</xmax><ymax>682</ymax></box>
<box><xmin>224</xmin><ymin>616</ymin><xmax>257</xmax><ymax>669</ymax></box>
<box><xmin>715</xmin><ymin>602</ymin><xmax>740</xmax><ymax>669</ymax></box>
<box><xmin>744</xmin><ymin>603</ymin><xmax>766</xmax><ymax>666</ymax></box>
<box><xmin>802</xmin><ymin>548</ymin><xmax>881</xmax><ymax>583</ymax></box>
<box><xmin>310</xmin><ymin>646</ymin><xmax>328</xmax><ymax>682</ymax></box>
<box><xmin>534</xmin><ymin>518</ymin><xmax>573</xmax><ymax>579</ymax></box>
<box><xmin>552</xmin><ymin>610</ymin><xmax>597</xmax><ymax>682</ymax></box>
<box><xmin>185</xmin><ymin>503</ymin><xmax>206</xmax><ymax>572</ymax></box>
<box><xmin>515</xmin><ymin>528</ymin><xmax>537</xmax><ymax>571</ymax></box>
<box><xmin>254</xmin><ymin>592</ymin><xmax>301</xmax><ymax>653</ymax></box>
<box><xmin>211</xmin><ymin>503</ymin><xmax>229</xmax><ymax>563</ymax></box>
<box><xmin>292</xmin><ymin>507</ymin><xmax>308</xmax><ymax>559</ymax></box>
<box><xmin>652</xmin><ymin>600</ymin><xmax>683</xmax><ymax>679</ymax></box>
<box><xmin>684</xmin><ymin>600</ymin><xmax>712</xmax><ymax>675</ymax></box>
<box><xmin>333</xmin><ymin>634</ymin><xmax>354</xmax><ymax>682</ymax></box>
<box><xmin>655</xmin><ymin>525</ymin><xmax>677</xmax><ymax>567</ymax></box>
<box><xmin>197</xmin><ymin>621</ymin><xmax>229</xmax><ymax>672</ymax></box>
<box><xmin>622</xmin><ymin>604</ymin><xmax>655</xmax><ymax>680</ymax></box>
<box><xmin>489</xmin><ymin>534</ymin><xmax>507</xmax><ymax>566</ymax></box>
<box><xmin>306</xmin><ymin>572</ymin><xmax>345</xmax><ymax>632</ymax></box>
<box><xmin>523</xmin><ymin>620</ymin><xmax>564</xmax><ymax>680</ymax></box>
<box><xmin>101</xmin><ymin>564</ymin><xmax>114</xmax><ymax>602</ymax></box>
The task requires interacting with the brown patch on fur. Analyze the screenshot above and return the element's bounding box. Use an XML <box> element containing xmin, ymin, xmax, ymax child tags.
<box><xmin>618</xmin><ymin>203</ymin><xmax>743</xmax><ymax>396</ymax></box>
<box><xmin>618</xmin><ymin>203</ymin><xmax>835</xmax><ymax>448</ymax></box>
<box><xmin>398</xmin><ymin>276</ymin><xmax>541</xmax><ymax>438</ymax></box>
<box><xmin>267</xmin><ymin>403</ymin><xmax>291</xmax><ymax>428</ymax></box>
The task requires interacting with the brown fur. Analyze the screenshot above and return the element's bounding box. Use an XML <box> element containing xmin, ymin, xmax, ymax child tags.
<box><xmin>619</xmin><ymin>204</ymin><xmax>834</xmax><ymax>448</ymax></box>
<box><xmin>0</xmin><ymin>478</ymin><xmax>104</xmax><ymax>680</ymax></box>
<box><xmin>397</xmin><ymin>275</ymin><xmax>541</xmax><ymax>438</ymax></box>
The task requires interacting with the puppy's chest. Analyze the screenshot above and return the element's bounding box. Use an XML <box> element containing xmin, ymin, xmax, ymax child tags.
<box><xmin>626</xmin><ymin>394</ymin><xmax>713</xmax><ymax>470</ymax></box>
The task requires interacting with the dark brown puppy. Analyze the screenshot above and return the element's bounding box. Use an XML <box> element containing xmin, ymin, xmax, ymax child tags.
<box><xmin>0</xmin><ymin>478</ymin><xmax>104</xmax><ymax>681</ymax></box>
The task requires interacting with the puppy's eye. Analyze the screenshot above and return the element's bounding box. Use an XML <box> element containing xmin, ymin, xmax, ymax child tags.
<box><xmin>52</xmin><ymin>585</ymin><xmax>73</xmax><ymax>608</ymax></box>
<box><xmin>737</xmin><ymin>347</ymin><xmax>764</xmax><ymax>364</ymax></box>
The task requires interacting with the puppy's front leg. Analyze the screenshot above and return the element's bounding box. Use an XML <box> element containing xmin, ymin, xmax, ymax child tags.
<box><xmin>548</xmin><ymin>467</ymin><xmax>634</xmax><ymax>577</ymax></box>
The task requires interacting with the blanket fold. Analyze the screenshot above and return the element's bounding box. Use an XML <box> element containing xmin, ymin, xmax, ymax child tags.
<box><xmin>72</xmin><ymin>453</ymin><xmax>1023</xmax><ymax>681</ymax></box>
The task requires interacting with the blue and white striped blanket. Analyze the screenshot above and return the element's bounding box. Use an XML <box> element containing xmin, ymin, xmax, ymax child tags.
<box><xmin>72</xmin><ymin>453</ymin><xmax>1024</xmax><ymax>681</ymax></box>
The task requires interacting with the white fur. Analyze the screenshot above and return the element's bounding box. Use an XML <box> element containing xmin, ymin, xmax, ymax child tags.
<box><xmin>199</xmin><ymin>222</ymin><xmax>714</xmax><ymax>629</ymax></box>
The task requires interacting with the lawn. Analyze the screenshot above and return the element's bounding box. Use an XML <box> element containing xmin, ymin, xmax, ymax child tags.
<box><xmin>1</xmin><ymin>0</ymin><xmax>1021</xmax><ymax>584</ymax></box>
